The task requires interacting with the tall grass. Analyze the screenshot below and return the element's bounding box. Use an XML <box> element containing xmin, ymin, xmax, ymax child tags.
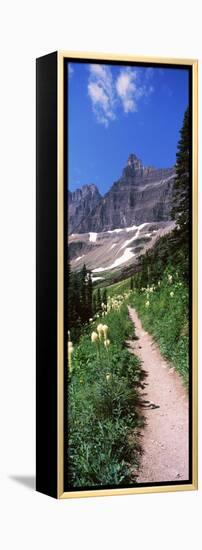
<box><xmin>67</xmin><ymin>304</ymin><xmax>145</xmax><ymax>488</ymax></box>
<box><xmin>129</xmin><ymin>268</ymin><xmax>189</xmax><ymax>385</ymax></box>
<box><xmin>106</xmin><ymin>278</ymin><xmax>131</xmax><ymax>297</ymax></box>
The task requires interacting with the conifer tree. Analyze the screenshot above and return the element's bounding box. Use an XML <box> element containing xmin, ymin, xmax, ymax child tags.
<box><xmin>92</xmin><ymin>292</ymin><xmax>97</xmax><ymax>315</ymax></box>
<box><xmin>86</xmin><ymin>270</ymin><xmax>93</xmax><ymax>320</ymax></box>
<box><xmin>172</xmin><ymin>107</ymin><xmax>190</xmax><ymax>234</ymax></box>
<box><xmin>102</xmin><ymin>288</ymin><xmax>107</xmax><ymax>306</ymax></box>
<box><xmin>80</xmin><ymin>264</ymin><xmax>88</xmax><ymax>323</ymax></box>
<box><xmin>70</xmin><ymin>272</ymin><xmax>80</xmax><ymax>327</ymax></box>
<box><xmin>97</xmin><ymin>287</ymin><xmax>102</xmax><ymax>314</ymax></box>
<box><xmin>171</xmin><ymin>107</ymin><xmax>190</xmax><ymax>278</ymax></box>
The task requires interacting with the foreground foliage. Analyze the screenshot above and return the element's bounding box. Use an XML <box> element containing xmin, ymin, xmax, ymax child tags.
<box><xmin>67</xmin><ymin>303</ymin><xmax>145</xmax><ymax>488</ymax></box>
<box><xmin>129</xmin><ymin>269</ymin><xmax>189</xmax><ymax>385</ymax></box>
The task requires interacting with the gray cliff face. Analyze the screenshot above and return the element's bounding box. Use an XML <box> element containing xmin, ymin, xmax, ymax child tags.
<box><xmin>69</xmin><ymin>155</ymin><xmax>176</xmax><ymax>234</ymax></box>
<box><xmin>68</xmin><ymin>184</ymin><xmax>102</xmax><ymax>234</ymax></box>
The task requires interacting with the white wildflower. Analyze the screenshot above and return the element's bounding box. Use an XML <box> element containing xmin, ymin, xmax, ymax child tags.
<box><xmin>102</xmin><ymin>324</ymin><xmax>109</xmax><ymax>339</ymax></box>
<box><xmin>97</xmin><ymin>323</ymin><xmax>104</xmax><ymax>339</ymax></box>
<box><xmin>91</xmin><ymin>331</ymin><xmax>98</xmax><ymax>343</ymax></box>
<box><xmin>68</xmin><ymin>340</ymin><xmax>74</xmax><ymax>373</ymax></box>
<box><xmin>104</xmin><ymin>339</ymin><xmax>110</xmax><ymax>348</ymax></box>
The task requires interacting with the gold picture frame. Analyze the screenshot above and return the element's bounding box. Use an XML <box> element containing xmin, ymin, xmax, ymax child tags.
<box><xmin>36</xmin><ymin>51</ymin><xmax>198</xmax><ymax>499</ymax></box>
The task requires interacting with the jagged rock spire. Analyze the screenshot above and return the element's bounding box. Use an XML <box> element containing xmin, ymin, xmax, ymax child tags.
<box><xmin>123</xmin><ymin>153</ymin><xmax>143</xmax><ymax>177</ymax></box>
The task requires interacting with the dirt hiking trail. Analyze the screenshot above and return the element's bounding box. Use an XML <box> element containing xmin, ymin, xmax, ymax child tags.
<box><xmin>128</xmin><ymin>306</ymin><xmax>189</xmax><ymax>483</ymax></box>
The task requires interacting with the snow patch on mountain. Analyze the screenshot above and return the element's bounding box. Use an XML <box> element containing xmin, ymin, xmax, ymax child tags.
<box><xmin>120</xmin><ymin>223</ymin><xmax>149</xmax><ymax>250</ymax></box>
<box><xmin>107</xmin><ymin>228</ymin><xmax>124</xmax><ymax>234</ymax></box>
<box><xmin>89</xmin><ymin>232</ymin><xmax>97</xmax><ymax>242</ymax></box>
<box><xmin>93</xmin><ymin>247</ymin><xmax>135</xmax><ymax>272</ymax></box>
<box><xmin>75</xmin><ymin>255</ymin><xmax>85</xmax><ymax>262</ymax></box>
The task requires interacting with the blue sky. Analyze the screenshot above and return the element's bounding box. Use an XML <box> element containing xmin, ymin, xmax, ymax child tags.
<box><xmin>68</xmin><ymin>62</ymin><xmax>189</xmax><ymax>195</ymax></box>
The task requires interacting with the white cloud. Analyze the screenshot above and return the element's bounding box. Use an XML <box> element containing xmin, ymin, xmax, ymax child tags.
<box><xmin>116</xmin><ymin>68</ymin><xmax>153</xmax><ymax>113</ymax></box>
<box><xmin>88</xmin><ymin>64</ymin><xmax>154</xmax><ymax>126</ymax></box>
<box><xmin>88</xmin><ymin>64</ymin><xmax>116</xmax><ymax>127</ymax></box>
<box><xmin>116</xmin><ymin>69</ymin><xmax>137</xmax><ymax>112</ymax></box>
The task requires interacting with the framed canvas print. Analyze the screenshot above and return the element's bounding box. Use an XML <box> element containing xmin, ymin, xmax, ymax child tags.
<box><xmin>36</xmin><ymin>51</ymin><xmax>198</xmax><ymax>499</ymax></box>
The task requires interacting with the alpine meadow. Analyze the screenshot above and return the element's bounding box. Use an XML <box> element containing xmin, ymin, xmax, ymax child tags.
<box><xmin>66</xmin><ymin>61</ymin><xmax>191</xmax><ymax>490</ymax></box>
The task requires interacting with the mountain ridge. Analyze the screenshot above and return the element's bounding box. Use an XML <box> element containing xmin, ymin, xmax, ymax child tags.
<box><xmin>68</xmin><ymin>153</ymin><xmax>176</xmax><ymax>279</ymax></box>
<box><xmin>68</xmin><ymin>183</ymin><xmax>102</xmax><ymax>234</ymax></box>
<box><xmin>69</xmin><ymin>154</ymin><xmax>176</xmax><ymax>234</ymax></box>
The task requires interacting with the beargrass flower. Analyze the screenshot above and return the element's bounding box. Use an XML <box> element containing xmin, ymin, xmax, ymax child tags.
<box><xmin>91</xmin><ymin>331</ymin><xmax>98</xmax><ymax>343</ymax></box>
<box><xmin>170</xmin><ymin>291</ymin><xmax>174</xmax><ymax>298</ymax></box>
<box><xmin>104</xmin><ymin>338</ymin><xmax>110</xmax><ymax>348</ymax></box>
<box><xmin>68</xmin><ymin>341</ymin><xmax>74</xmax><ymax>373</ymax></box>
<box><xmin>145</xmin><ymin>300</ymin><xmax>150</xmax><ymax>307</ymax></box>
<box><xmin>97</xmin><ymin>323</ymin><xmax>105</xmax><ymax>339</ymax></box>
<box><xmin>106</xmin><ymin>373</ymin><xmax>111</xmax><ymax>381</ymax></box>
<box><xmin>102</xmin><ymin>325</ymin><xmax>109</xmax><ymax>339</ymax></box>
<box><xmin>168</xmin><ymin>274</ymin><xmax>173</xmax><ymax>283</ymax></box>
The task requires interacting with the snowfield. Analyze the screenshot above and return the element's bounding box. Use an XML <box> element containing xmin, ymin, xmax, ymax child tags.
<box><xmin>69</xmin><ymin>221</ymin><xmax>175</xmax><ymax>275</ymax></box>
<box><xmin>75</xmin><ymin>255</ymin><xmax>85</xmax><ymax>262</ymax></box>
<box><xmin>107</xmin><ymin>228</ymin><xmax>124</xmax><ymax>234</ymax></box>
<box><xmin>91</xmin><ymin>276</ymin><xmax>104</xmax><ymax>282</ymax></box>
<box><xmin>89</xmin><ymin>232</ymin><xmax>97</xmax><ymax>242</ymax></box>
<box><xmin>93</xmin><ymin>247</ymin><xmax>135</xmax><ymax>272</ymax></box>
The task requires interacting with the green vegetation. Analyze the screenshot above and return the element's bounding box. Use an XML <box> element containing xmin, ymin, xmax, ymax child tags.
<box><xmin>67</xmin><ymin>300</ymin><xmax>145</xmax><ymax>488</ymax></box>
<box><xmin>106</xmin><ymin>277</ymin><xmax>131</xmax><ymax>297</ymax></box>
<box><xmin>68</xmin><ymin>263</ymin><xmax>93</xmax><ymax>341</ymax></box>
<box><xmin>129</xmin><ymin>270</ymin><xmax>189</xmax><ymax>385</ymax></box>
<box><xmin>127</xmin><ymin>107</ymin><xmax>191</xmax><ymax>386</ymax></box>
<box><xmin>67</xmin><ymin>107</ymin><xmax>191</xmax><ymax>487</ymax></box>
<box><xmin>171</xmin><ymin>106</ymin><xmax>190</xmax><ymax>280</ymax></box>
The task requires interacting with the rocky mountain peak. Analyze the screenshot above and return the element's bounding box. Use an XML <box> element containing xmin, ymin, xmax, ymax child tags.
<box><xmin>69</xmin><ymin>183</ymin><xmax>100</xmax><ymax>202</ymax></box>
<box><xmin>68</xmin><ymin>183</ymin><xmax>102</xmax><ymax>234</ymax></box>
<box><xmin>68</xmin><ymin>155</ymin><xmax>176</xmax><ymax>234</ymax></box>
<box><xmin>122</xmin><ymin>153</ymin><xmax>143</xmax><ymax>178</ymax></box>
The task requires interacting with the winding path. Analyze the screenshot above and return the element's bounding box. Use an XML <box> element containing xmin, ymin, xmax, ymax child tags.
<box><xmin>128</xmin><ymin>306</ymin><xmax>189</xmax><ymax>483</ymax></box>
